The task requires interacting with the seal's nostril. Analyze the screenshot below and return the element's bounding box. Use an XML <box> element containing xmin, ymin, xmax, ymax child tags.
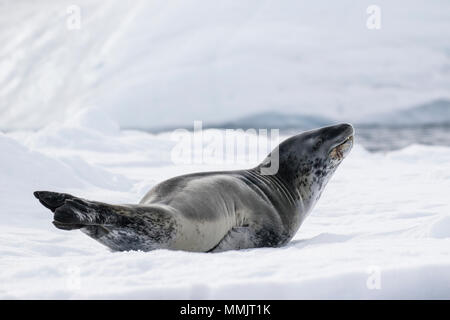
<box><xmin>344</xmin><ymin>123</ymin><xmax>354</xmax><ymax>133</ymax></box>
<box><xmin>340</xmin><ymin>123</ymin><xmax>353</xmax><ymax>131</ymax></box>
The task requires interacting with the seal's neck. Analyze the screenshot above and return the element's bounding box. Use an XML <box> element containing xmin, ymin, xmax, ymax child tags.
<box><xmin>295</xmin><ymin>165</ymin><xmax>337</xmax><ymax>214</ymax></box>
<box><xmin>256</xmin><ymin>155</ymin><xmax>339</xmax><ymax>214</ymax></box>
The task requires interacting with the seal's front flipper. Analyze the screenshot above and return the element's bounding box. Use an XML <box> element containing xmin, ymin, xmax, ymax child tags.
<box><xmin>208</xmin><ymin>227</ymin><xmax>255</xmax><ymax>253</ymax></box>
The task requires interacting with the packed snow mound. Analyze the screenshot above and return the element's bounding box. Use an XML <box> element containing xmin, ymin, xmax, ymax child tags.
<box><xmin>429</xmin><ymin>216</ymin><xmax>450</xmax><ymax>239</ymax></box>
<box><xmin>0</xmin><ymin>132</ymin><xmax>133</xmax><ymax>227</ymax></box>
<box><xmin>22</xmin><ymin>108</ymin><xmax>124</xmax><ymax>151</ymax></box>
<box><xmin>1</xmin><ymin>126</ymin><xmax>450</xmax><ymax>299</ymax></box>
<box><xmin>0</xmin><ymin>132</ymin><xmax>87</xmax><ymax>191</ymax></box>
<box><xmin>66</xmin><ymin>108</ymin><xmax>121</xmax><ymax>135</ymax></box>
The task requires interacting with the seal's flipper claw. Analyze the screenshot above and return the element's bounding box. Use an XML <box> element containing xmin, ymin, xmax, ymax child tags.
<box><xmin>33</xmin><ymin>191</ymin><xmax>75</xmax><ymax>212</ymax></box>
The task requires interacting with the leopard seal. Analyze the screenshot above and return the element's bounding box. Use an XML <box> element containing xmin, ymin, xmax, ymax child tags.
<box><xmin>34</xmin><ymin>123</ymin><xmax>354</xmax><ymax>252</ymax></box>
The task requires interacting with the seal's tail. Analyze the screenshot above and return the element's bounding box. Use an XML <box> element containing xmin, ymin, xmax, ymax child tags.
<box><xmin>33</xmin><ymin>191</ymin><xmax>133</xmax><ymax>231</ymax></box>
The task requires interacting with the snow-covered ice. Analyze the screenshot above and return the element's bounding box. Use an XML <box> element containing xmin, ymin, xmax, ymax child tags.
<box><xmin>1</xmin><ymin>0</ymin><xmax>450</xmax><ymax>300</ymax></box>
<box><xmin>1</xmin><ymin>112</ymin><xmax>450</xmax><ymax>299</ymax></box>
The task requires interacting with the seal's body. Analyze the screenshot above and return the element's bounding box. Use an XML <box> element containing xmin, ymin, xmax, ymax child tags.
<box><xmin>34</xmin><ymin>123</ymin><xmax>354</xmax><ymax>252</ymax></box>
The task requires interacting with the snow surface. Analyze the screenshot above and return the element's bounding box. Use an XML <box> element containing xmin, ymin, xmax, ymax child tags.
<box><xmin>1</xmin><ymin>112</ymin><xmax>450</xmax><ymax>299</ymax></box>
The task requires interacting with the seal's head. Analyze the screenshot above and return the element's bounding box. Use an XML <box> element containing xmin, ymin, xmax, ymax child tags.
<box><xmin>264</xmin><ymin>123</ymin><xmax>354</xmax><ymax>212</ymax></box>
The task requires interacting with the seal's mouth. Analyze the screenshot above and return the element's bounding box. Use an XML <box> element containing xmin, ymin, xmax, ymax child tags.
<box><xmin>329</xmin><ymin>135</ymin><xmax>353</xmax><ymax>160</ymax></box>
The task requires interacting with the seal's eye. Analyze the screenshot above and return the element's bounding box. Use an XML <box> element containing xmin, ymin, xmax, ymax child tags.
<box><xmin>313</xmin><ymin>139</ymin><xmax>323</xmax><ymax>150</ymax></box>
